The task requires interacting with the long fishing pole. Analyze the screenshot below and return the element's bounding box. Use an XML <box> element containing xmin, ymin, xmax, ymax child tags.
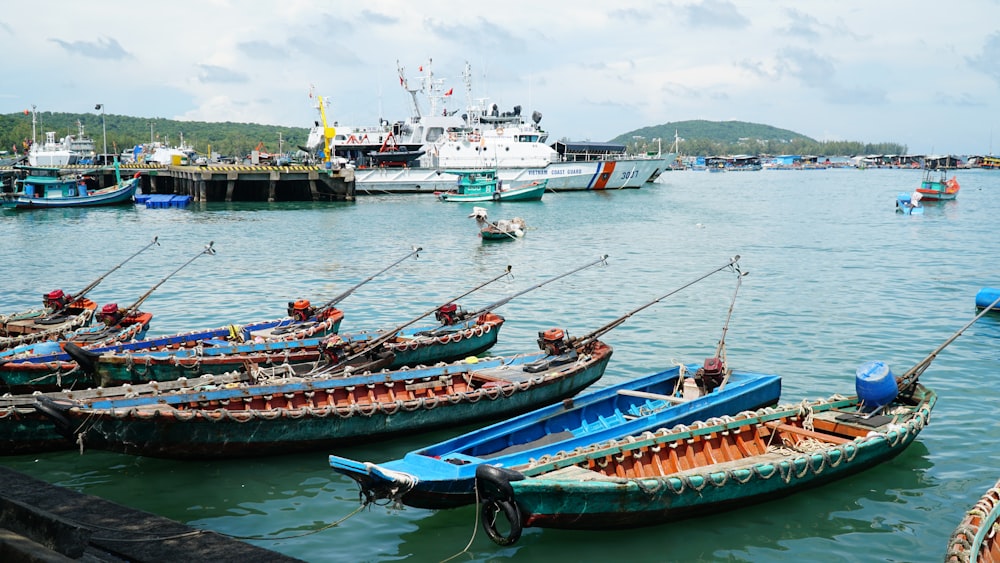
<box><xmin>316</xmin><ymin>246</ymin><xmax>422</xmax><ymax>312</ymax></box>
<box><xmin>310</xmin><ymin>265</ymin><xmax>515</xmax><ymax>375</ymax></box>
<box><xmin>462</xmin><ymin>254</ymin><xmax>609</xmax><ymax>320</ymax></box>
<box><xmin>897</xmin><ymin>291</ymin><xmax>1000</xmax><ymax>393</ymax></box>
<box><xmin>119</xmin><ymin>242</ymin><xmax>216</xmax><ymax>317</ymax></box>
<box><xmin>574</xmin><ymin>255</ymin><xmax>742</xmax><ymax>347</ymax></box>
<box><xmin>72</xmin><ymin>236</ymin><xmax>160</xmax><ymax>300</ymax></box>
<box><xmin>713</xmin><ymin>262</ymin><xmax>747</xmax><ymax>362</ymax></box>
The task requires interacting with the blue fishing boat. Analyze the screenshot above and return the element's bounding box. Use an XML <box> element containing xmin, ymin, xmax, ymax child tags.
<box><xmin>2</xmin><ymin>166</ymin><xmax>139</xmax><ymax>210</ymax></box>
<box><xmin>329</xmin><ymin>364</ymin><xmax>781</xmax><ymax>509</ymax></box>
<box><xmin>436</xmin><ymin>169</ymin><xmax>546</xmax><ymax>202</ymax></box>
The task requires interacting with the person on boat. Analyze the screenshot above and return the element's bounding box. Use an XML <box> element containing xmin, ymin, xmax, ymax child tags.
<box><xmin>910</xmin><ymin>190</ymin><xmax>922</xmax><ymax>208</ymax></box>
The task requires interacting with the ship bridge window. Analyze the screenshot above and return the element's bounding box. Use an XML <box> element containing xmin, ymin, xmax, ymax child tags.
<box><xmin>426</xmin><ymin>127</ymin><xmax>445</xmax><ymax>142</ymax></box>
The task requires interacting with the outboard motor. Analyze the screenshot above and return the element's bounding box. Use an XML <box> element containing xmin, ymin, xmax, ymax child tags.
<box><xmin>694</xmin><ymin>357</ymin><xmax>726</xmax><ymax>394</ymax></box>
<box><xmin>435</xmin><ymin>303</ymin><xmax>467</xmax><ymax>325</ymax></box>
<box><xmin>43</xmin><ymin>289</ymin><xmax>70</xmax><ymax>312</ymax></box>
<box><xmin>287</xmin><ymin>299</ymin><xmax>316</xmax><ymax>322</ymax></box>
<box><xmin>524</xmin><ymin>328</ymin><xmax>577</xmax><ymax>373</ymax></box>
<box><xmin>536</xmin><ymin>328</ymin><xmax>571</xmax><ymax>356</ymax></box>
<box><xmin>98</xmin><ymin>303</ymin><xmax>123</xmax><ymax>326</ymax></box>
<box><xmin>321</xmin><ymin>334</ymin><xmax>347</xmax><ymax>364</ymax></box>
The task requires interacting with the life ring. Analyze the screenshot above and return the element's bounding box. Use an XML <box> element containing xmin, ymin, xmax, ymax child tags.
<box><xmin>496</xmin><ymin>127</ymin><xmax>504</xmax><ymax>136</ymax></box>
<box><xmin>468</xmin><ymin>133</ymin><xmax>481</xmax><ymax>143</ymax></box>
<box><xmin>33</xmin><ymin>397</ymin><xmax>75</xmax><ymax>440</ymax></box>
<box><xmin>481</xmin><ymin>498</ymin><xmax>522</xmax><ymax>546</ymax></box>
<box><xmin>63</xmin><ymin>341</ymin><xmax>101</xmax><ymax>376</ymax></box>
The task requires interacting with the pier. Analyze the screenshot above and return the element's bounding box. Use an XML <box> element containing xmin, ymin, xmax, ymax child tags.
<box><xmin>2</xmin><ymin>163</ymin><xmax>355</xmax><ymax>202</ymax></box>
<box><xmin>0</xmin><ymin>466</ymin><xmax>303</xmax><ymax>562</ymax></box>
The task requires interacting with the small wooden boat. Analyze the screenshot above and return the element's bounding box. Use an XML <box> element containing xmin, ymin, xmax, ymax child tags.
<box><xmin>469</xmin><ymin>206</ymin><xmax>526</xmax><ymax>240</ymax></box>
<box><xmin>0</xmin><ymin>237</ymin><xmax>160</xmax><ymax>351</ymax></box>
<box><xmin>946</xmin><ymin>477</ymin><xmax>1000</xmax><ymax>563</ymax></box>
<box><xmin>34</xmin><ymin>337</ymin><xmax>614</xmax><ymax>459</ymax></box>
<box><xmin>0</xmin><ymin>297</ymin><xmax>98</xmax><ymax>351</ymax></box>
<box><xmin>329</xmin><ymin>256</ymin><xmax>751</xmax><ymax>509</ymax></box>
<box><xmin>1</xmin><ymin>165</ymin><xmax>139</xmax><ymax>210</ymax></box>
<box><xmin>915</xmin><ymin>169</ymin><xmax>960</xmax><ymax>201</ymax></box>
<box><xmin>437</xmin><ymin>169</ymin><xmax>546</xmax><ymax>202</ymax></box>
<box><xmin>475</xmin><ymin>382</ymin><xmax>935</xmax><ymax>544</ymax></box>
<box><xmin>473</xmin><ymin>294</ymin><xmax>998</xmax><ymax>545</ymax></box>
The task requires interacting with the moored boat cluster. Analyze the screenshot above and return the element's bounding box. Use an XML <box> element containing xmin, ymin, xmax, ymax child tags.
<box><xmin>3</xmin><ymin>237</ymin><xmax>1000</xmax><ymax>556</ymax></box>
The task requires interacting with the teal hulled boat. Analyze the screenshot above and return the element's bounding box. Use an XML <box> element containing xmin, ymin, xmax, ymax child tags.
<box><xmin>436</xmin><ymin>169</ymin><xmax>546</xmax><ymax>202</ymax></box>
<box><xmin>33</xmin><ymin>337</ymin><xmax>613</xmax><ymax>459</ymax></box>
<box><xmin>915</xmin><ymin>169</ymin><xmax>960</xmax><ymax>201</ymax></box>
<box><xmin>2</xmin><ymin>166</ymin><xmax>139</xmax><ymax>210</ymax></box>
<box><xmin>473</xmin><ymin>296</ymin><xmax>1000</xmax><ymax>545</ymax></box>
<box><xmin>475</xmin><ymin>382</ymin><xmax>935</xmax><ymax>545</ymax></box>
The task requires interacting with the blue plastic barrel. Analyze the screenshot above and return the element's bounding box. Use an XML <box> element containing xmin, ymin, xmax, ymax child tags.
<box><xmin>975</xmin><ymin>288</ymin><xmax>1000</xmax><ymax>310</ymax></box>
<box><xmin>855</xmin><ymin>360</ymin><xmax>898</xmax><ymax>413</ymax></box>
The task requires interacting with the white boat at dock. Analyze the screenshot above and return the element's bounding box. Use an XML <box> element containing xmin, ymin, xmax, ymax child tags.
<box><xmin>307</xmin><ymin>60</ymin><xmax>673</xmax><ymax>193</ymax></box>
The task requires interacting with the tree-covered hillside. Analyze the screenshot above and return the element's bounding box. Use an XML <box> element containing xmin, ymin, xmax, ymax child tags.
<box><xmin>0</xmin><ymin>111</ymin><xmax>907</xmax><ymax>160</ymax></box>
<box><xmin>0</xmin><ymin>111</ymin><xmax>310</xmax><ymax>159</ymax></box>
<box><xmin>615</xmin><ymin>120</ymin><xmax>907</xmax><ymax>157</ymax></box>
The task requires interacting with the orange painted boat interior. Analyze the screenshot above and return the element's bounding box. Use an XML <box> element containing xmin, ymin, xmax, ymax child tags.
<box><xmin>165</xmin><ymin>370</ymin><xmax>507</xmax><ymax>412</ymax></box>
<box><xmin>580</xmin><ymin>414</ymin><xmax>868</xmax><ymax>479</ymax></box>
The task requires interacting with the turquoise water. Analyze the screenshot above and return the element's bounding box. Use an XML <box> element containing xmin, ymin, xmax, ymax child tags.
<box><xmin>2</xmin><ymin>168</ymin><xmax>999</xmax><ymax>562</ymax></box>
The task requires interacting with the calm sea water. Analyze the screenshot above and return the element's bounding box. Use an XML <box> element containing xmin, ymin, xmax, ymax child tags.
<box><xmin>2</xmin><ymin>168</ymin><xmax>999</xmax><ymax>562</ymax></box>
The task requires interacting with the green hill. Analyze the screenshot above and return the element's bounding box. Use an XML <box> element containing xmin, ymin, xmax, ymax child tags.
<box><xmin>0</xmin><ymin>111</ymin><xmax>309</xmax><ymax>159</ymax></box>
<box><xmin>614</xmin><ymin>120</ymin><xmax>906</xmax><ymax>157</ymax></box>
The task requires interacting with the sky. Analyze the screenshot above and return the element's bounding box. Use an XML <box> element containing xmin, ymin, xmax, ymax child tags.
<box><xmin>1</xmin><ymin>0</ymin><xmax>999</xmax><ymax>155</ymax></box>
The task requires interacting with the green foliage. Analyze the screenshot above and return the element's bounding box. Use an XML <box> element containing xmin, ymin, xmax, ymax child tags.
<box><xmin>0</xmin><ymin>111</ymin><xmax>310</xmax><ymax>158</ymax></box>
<box><xmin>615</xmin><ymin>120</ymin><xmax>907</xmax><ymax>157</ymax></box>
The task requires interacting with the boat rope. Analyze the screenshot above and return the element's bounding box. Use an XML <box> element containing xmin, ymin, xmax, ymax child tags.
<box><xmin>441</xmin><ymin>479</ymin><xmax>484</xmax><ymax>563</ymax></box>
